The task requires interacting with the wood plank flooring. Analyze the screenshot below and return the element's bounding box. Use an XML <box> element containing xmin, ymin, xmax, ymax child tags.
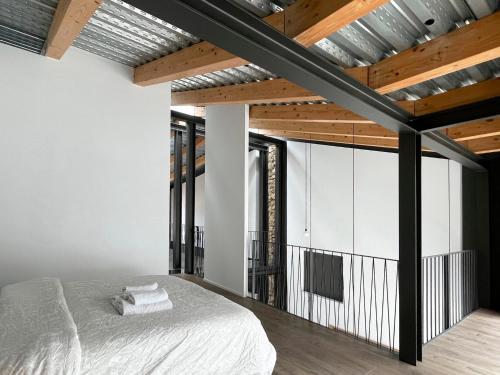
<box><xmin>179</xmin><ymin>275</ymin><xmax>500</xmax><ymax>375</ymax></box>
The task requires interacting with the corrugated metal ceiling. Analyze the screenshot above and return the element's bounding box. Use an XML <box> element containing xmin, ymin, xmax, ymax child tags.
<box><xmin>0</xmin><ymin>0</ymin><xmax>58</xmax><ymax>54</ymax></box>
<box><xmin>0</xmin><ymin>0</ymin><xmax>498</xmax><ymax>103</ymax></box>
<box><xmin>73</xmin><ymin>0</ymin><xmax>200</xmax><ymax>67</ymax></box>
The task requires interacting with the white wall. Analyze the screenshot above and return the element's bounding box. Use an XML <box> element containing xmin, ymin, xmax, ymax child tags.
<box><xmin>0</xmin><ymin>44</ymin><xmax>171</xmax><ymax>286</ymax></box>
<box><xmin>204</xmin><ymin>105</ymin><xmax>249</xmax><ymax>296</ymax></box>
<box><xmin>287</xmin><ymin>141</ymin><xmax>463</xmax><ymax>258</ymax></box>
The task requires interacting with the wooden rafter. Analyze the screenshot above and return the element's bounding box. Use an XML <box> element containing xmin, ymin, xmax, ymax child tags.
<box><xmin>245</xmin><ymin>78</ymin><xmax>498</xmax><ymax>122</ymax></box>
<box><xmin>135</xmin><ymin>0</ymin><xmax>388</xmax><ymax>86</ymax></box>
<box><xmin>369</xmin><ymin>11</ymin><xmax>500</xmax><ymax>94</ymax></box>
<box><xmin>250</xmin><ymin>95</ymin><xmax>500</xmax><ymax>153</ymax></box>
<box><xmin>250</xmin><ymin>103</ymin><xmax>375</xmax><ymax>123</ymax></box>
<box><xmin>172</xmin><ymin>68</ymin><xmax>368</xmax><ymax>106</ymax></box>
<box><xmin>172</xmin><ymin>73</ymin><xmax>500</xmax><ymax>107</ymax></box>
<box><xmin>173</xmin><ymin>79</ymin><xmax>322</xmax><ymax>106</ymax></box>
<box><xmin>45</xmin><ymin>0</ymin><xmax>102</xmax><ymax>59</ymax></box>
<box><xmin>257</xmin><ymin>129</ymin><xmax>399</xmax><ymax>149</ymax></box>
<box><xmin>170</xmin><ymin>155</ymin><xmax>206</xmax><ymax>181</ymax></box>
<box><xmin>459</xmin><ymin>135</ymin><xmax>500</xmax><ymax>154</ymax></box>
<box><xmin>257</xmin><ymin>123</ymin><xmax>500</xmax><ymax>154</ymax></box>
<box><xmin>414</xmin><ymin>78</ymin><xmax>500</xmax><ymax>116</ymax></box>
<box><xmin>170</xmin><ymin>137</ymin><xmax>205</xmax><ymax>167</ymax></box>
<box><xmin>171</xmin><ymin>11</ymin><xmax>500</xmax><ymax>105</ymax></box>
<box><xmin>250</xmin><ymin>120</ymin><xmax>397</xmax><ymax>139</ymax></box>
<box><xmin>445</xmin><ymin>118</ymin><xmax>500</xmax><ymax>141</ymax></box>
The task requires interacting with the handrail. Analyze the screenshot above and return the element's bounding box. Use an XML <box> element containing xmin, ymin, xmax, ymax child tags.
<box><xmin>422</xmin><ymin>249</ymin><xmax>475</xmax><ymax>259</ymax></box>
<box><xmin>248</xmin><ymin>238</ymin><xmax>399</xmax><ymax>263</ymax></box>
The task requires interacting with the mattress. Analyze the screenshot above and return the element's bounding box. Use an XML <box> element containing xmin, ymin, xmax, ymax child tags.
<box><xmin>0</xmin><ymin>275</ymin><xmax>276</xmax><ymax>375</ymax></box>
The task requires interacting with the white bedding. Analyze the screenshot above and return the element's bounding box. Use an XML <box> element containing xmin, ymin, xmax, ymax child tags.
<box><xmin>0</xmin><ymin>278</ymin><xmax>81</xmax><ymax>375</ymax></box>
<box><xmin>0</xmin><ymin>275</ymin><xmax>276</xmax><ymax>375</ymax></box>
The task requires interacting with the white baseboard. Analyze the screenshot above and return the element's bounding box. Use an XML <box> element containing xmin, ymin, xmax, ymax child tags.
<box><xmin>203</xmin><ymin>278</ymin><xmax>246</xmax><ymax>298</ymax></box>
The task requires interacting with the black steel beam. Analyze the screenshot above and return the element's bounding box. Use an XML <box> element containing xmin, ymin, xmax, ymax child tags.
<box><xmin>422</xmin><ymin>131</ymin><xmax>485</xmax><ymax>171</ymax></box>
<box><xmin>399</xmin><ymin>132</ymin><xmax>422</xmax><ymax>365</ymax></box>
<box><xmin>250</xmin><ymin>131</ymin><xmax>287</xmax><ymax>147</ymax></box>
<box><xmin>410</xmin><ymin>97</ymin><xmax>500</xmax><ymax>132</ymax></box>
<box><xmin>171</xmin><ymin>122</ymin><xmax>205</xmax><ymax>136</ymax></box>
<box><xmin>128</xmin><ymin>0</ymin><xmax>484</xmax><ymax>171</ymax></box>
<box><xmin>172</xmin><ymin>130</ymin><xmax>183</xmax><ymax>274</ymax></box>
<box><xmin>184</xmin><ymin>122</ymin><xmax>196</xmax><ymax>274</ymax></box>
<box><xmin>171</xmin><ymin>110</ymin><xmax>206</xmax><ymax>126</ymax></box>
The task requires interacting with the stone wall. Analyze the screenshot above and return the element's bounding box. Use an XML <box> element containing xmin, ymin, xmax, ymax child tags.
<box><xmin>267</xmin><ymin>145</ymin><xmax>277</xmax><ymax>305</ymax></box>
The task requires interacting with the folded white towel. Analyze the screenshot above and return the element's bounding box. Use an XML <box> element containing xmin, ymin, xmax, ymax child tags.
<box><xmin>111</xmin><ymin>295</ymin><xmax>173</xmax><ymax>316</ymax></box>
<box><xmin>127</xmin><ymin>288</ymin><xmax>169</xmax><ymax>306</ymax></box>
<box><xmin>122</xmin><ymin>282</ymin><xmax>158</xmax><ymax>293</ymax></box>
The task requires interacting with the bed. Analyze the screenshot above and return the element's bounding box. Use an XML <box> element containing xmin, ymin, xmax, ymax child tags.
<box><xmin>0</xmin><ymin>275</ymin><xmax>276</xmax><ymax>375</ymax></box>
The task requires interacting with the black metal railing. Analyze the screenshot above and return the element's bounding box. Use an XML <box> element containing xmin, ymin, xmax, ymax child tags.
<box><xmin>170</xmin><ymin>225</ymin><xmax>205</xmax><ymax>277</ymax></box>
<box><xmin>248</xmin><ymin>239</ymin><xmax>400</xmax><ymax>353</ymax></box>
<box><xmin>422</xmin><ymin>250</ymin><xmax>478</xmax><ymax>343</ymax></box>
<box><xmin>193</xmin><ymin>226</ymin><xmax>205</xmax><ymax>277</ymax></box>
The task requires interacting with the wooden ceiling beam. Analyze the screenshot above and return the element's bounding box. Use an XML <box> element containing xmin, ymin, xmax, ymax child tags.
<box><xmin>250</xmin><ymin>103</ymin><xmax>375</xmax><ymax>123</ymax></box>
<box><xmin>250</xmin><ymin>120</ymin><xmax>397</xmax><ymax>139</ymax></box>
<box><xmin>369</xmin><ymin>12</ymin><xmax>500</xmax><ymax>94</ymax></box>
<box><xmin>135</xmin><ymin>0</ymin><xmax>388</xmax><ymax>86</ymax></box>
<box><xmin>445</xmin><ymin>118</ymin><xmax>500</xmax><ymax>142</ymax></box>
<box><xmin>172</xmin><ymin>71</ymin><xmax>499</xmax><ymax>108</ymax></box>
<box><xmin>414</xmin><ymin>78</ymin><xmax>500</xmax><ymax>116</ymax></box>
<box><xmin>211</xmin><ymin>78</ymin><xmax>497</xmax><ymax>123</ymax></box>
<box><xmin>459</xmin><ymin>134</ymin><xmax>500</xmax><ymax>154</ymax></box>
<box><xmin>173</xmin><ymin>78</ymin><xmax>323</xmax><ymax>106</ymax></box>
<box><xmin>261</xmin><ymin>128</ymin><xmax>500</xmax><ymax>154</ymax></box>
<box><xmin>257</xmin><ymin>129</ymin><xmax>399</xmax><ymax>149</ymax></box>
<box><xmin>172</xmin><ymin>67</ymin><xmax>368</xmax><ymax>106</ymax></box>
<box><xmin>170</xmin><ymin>155</ymin><xmax>206</xmax><ymax>180</ymax></box>
<box><xmin>170</xmin><ymin>137</ymin><xmax>205</xmax><ymax>166</ymax></box>
<box><xmin>284</xmin><ymin>0</ymin><xmax>389</xmax><ymax>47</ymax></box>
<box><xmin>45</xmin><ymin>0</ymin><xmax>101</xmax><ymax>59</ymax></box>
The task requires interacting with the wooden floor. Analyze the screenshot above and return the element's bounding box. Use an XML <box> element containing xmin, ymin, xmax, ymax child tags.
<box><xmin>179</xmin><ymin>275</ymin><xmax>500</xmax><ymax>375</ymax></box>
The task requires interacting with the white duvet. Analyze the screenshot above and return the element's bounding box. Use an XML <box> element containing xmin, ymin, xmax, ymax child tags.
<box><xmin>0</xmin><ymin>278</ymin><xmax>81</xmax><ymax>375</ymax></box>
<box><xmin>0</xmin><ymin>275</ymin><xmax>276</xmax><ymax>375</ymax></box>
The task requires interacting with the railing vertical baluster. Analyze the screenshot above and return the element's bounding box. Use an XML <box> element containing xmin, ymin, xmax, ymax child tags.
<box><xmin>439</xmin><ymin>257</ymin><xmax>442</xmax><ymax>335</ymax></box>
<box><xmin>373</xmin><ymin>259</ymin><xmax>380</xmax><ymax>347</ymax></box>
<box><xmin>380</xmin><ymin>260</ymin><xmax>387</xmax><ymax>348</ymax></box>
<box><xmin>420</xmin><ymin>250</ymin><xmax>478</xmax><ymax>345</ymax></box>
<box><xmin>393</xmin><ymin>264</ymin><xmax>399</xmax><ymax>352</ymax></box>
<box><xmin>358</xmin><ymin>257</ymin><xmax>366</xmax><ymax>341</ymax></box>
<box><xmin>384</xmin><ymin>260</ymin><xmax>392</xmax><ymax>351</ymax></box>
<box><xmin>345</xmin><ymin>255</ymin><xmax>352</xmax><ymax>335</ymax></box>
<box><xmin>433</xmin><ymin>256</ymin><xmax>437</xmax><ymax>339</ymax></box>
<box><xmin>252</xmin><ymin>240</ymin><xmax>256</xmax><ymax>299</ymax></box>
<box><xmin>352</xmin><ymin>255</ymin><xmax>357</xmax><ymax>337</ymax></box>
<box><xmin>425</xmin><ymin>258</ymin><xmax>428</xmax><ymax>343</ymax></box>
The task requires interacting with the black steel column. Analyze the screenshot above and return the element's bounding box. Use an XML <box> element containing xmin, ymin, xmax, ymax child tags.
<box><xmin>258</xmin><ymin>150</ymin><xmax>269</xmax><ymax>304</ymax></box>
<box><xmin>184</xmin><ymin>123</ymin><xmax>196</xmax><ymax>274</ymax></box>
<box><xmin>399</xmin><ymin>132</ymin><xmax>422</xmax><ymax>365</ymax></box>
<box><xmin>171</xmin><ymin>130</ymin><xmax>183</xmax><ymax>274</ymax></box>
<box><xmin>275</xmin><ymin>142</ymin><xmax>287</xmax><ymax>311</ymax></box>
